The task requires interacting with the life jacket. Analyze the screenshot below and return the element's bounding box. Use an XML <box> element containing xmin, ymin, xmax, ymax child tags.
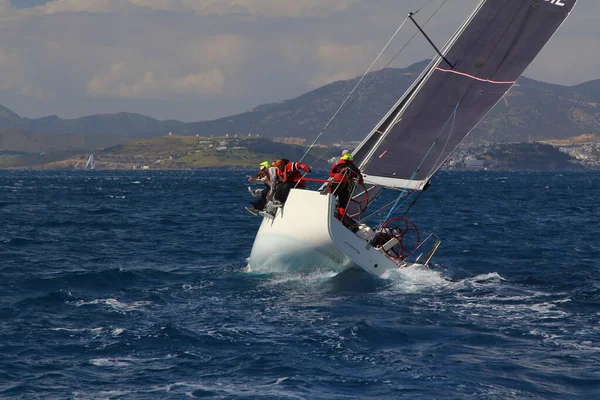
<box><xmin>280</xmin><ymin>161</ymin><xmax>310</xmax><ymax>186</ymax></box>
<box><xmin>329</xmin><ymin>160</ymin><xmax>363</xmax><ymax>184</ymax></box>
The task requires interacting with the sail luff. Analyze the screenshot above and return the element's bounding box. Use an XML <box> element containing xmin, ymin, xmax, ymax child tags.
<box><xmin>360</xmin><ymin>0</ymin><xmax>578</xmax><ymax>190</ymax></box>
<box><xmin>353</xmin><ymin>59</ymin><xmax>437</xmax><ymax>168</ymax></box>
<box><xmin>353</xmin><ymin>59</ymin><xmax>436</xmax><ymax>169</ymax></box>
<box><xmin>357</xmin><ymin>0</ymin><xmax>488</xmax><ymax>179</ymax></box>
<box><xmin>357</xmin><ymin>0</ymin><xmax>487</xmax><ymax>190</ymax></box>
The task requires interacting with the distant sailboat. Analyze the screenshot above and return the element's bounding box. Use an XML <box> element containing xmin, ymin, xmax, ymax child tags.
<box><xmin>248</xmin><ymin>0</ymin><xmax>579</xmax><ymax>277</ymax></box>
<box><xmin>85</xmin><ymin>153</ymin><xmax>95</xmax><ymax>170</ymax></box>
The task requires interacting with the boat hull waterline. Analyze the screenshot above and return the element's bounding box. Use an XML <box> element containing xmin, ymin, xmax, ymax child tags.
<box><xmin>248</xmin><ymin>189</ymin><xmax>419</xmax><ymax>278</ymax></box>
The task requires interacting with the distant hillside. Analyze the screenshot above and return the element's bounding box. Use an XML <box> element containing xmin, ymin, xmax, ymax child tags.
<box><xmin>479</xmin><ymin>142</ymin><xmax>584</xmax><ymax>170</ymax></box>
<box><xmin>541</xmin><ymin>133</ymin><xmax>600</xmax><ymax>146</ymax></box>
<box><xmin>16</xmin><ymin>136</ymin><xmax>594</xmax><ymax>171</ymax></box>
<box><xmin>0</xmin><ymin>105</ymin><xmax>184</xmax><ymax>138</ymax></box>
<box><xmin>0</xmin><ymin>125</ymin><xmax>126</xmax><ymax>153</ymax></box>
<box><xmin>472</xmin><ymin>78</ymin><xmax>600</xmax><ymax>143</ymax></box>
<box><xmin>23</xmin><ymin>135</ymin><xmax>332</xmax><ymax>170</ymax></box>
<box><xmin>1</xmin><ymin>60</ymin><xmax>599</xmax><ymax>153</ymax></box>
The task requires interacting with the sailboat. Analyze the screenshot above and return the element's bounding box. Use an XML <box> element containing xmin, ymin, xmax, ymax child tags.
<box><xmin>85</xmin><ymin>153</ymin><xmax>95</xmax><ymax>170</ymax></box>
<box><xmin>248</xmin><ymin>0</ymin><xmax>578</xmax><ymax>277</ymax></box>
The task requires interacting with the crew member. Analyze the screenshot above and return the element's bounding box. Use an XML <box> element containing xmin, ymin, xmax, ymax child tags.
<box><xmin>248</xmin><ymin>161</ymin><xmax>279</xmax><ymax>211</ymax></box>
<box><xmin>329</xmin><ymin>152</ymin><xmax>363</xmax><ymax>217</ymax></box>
<box><xmin>274</xmin><ymin>159</ymin><xmax>311</xmax><ymax>204</ymax></box>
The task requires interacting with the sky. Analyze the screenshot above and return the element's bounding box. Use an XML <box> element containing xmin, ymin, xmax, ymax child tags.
<box><xmin>1</xmin><ymin>0</ymin><xmax>597</xmax><ymax>122</ymax></box>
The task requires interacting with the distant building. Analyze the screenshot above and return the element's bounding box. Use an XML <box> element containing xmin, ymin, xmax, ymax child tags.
<box><xmin>274</xmin><ymin>137</ymin><xmax>307</xmax><ymax>145</ymax></box>
<box><xmin>465</xmin><ymin>158</ymin><xmax>485</xmax><ymax>169</ymax></box>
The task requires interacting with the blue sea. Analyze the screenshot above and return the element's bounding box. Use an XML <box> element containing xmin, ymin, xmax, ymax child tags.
<box><xmin>1</xmin><ymin>169</ymin><xmax>599</xmax><ymax>399</ymax></box>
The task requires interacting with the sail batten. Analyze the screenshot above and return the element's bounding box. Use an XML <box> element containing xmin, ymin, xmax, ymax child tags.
<box><xmin>359</xmin><ymin>0</ymin><xmax>578</xmax><ymax>190</ymax></box>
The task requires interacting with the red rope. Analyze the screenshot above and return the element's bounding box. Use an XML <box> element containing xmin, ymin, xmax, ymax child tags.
<box><xmin>301</xmin><ymin>177</ymin><xmax>330</xmax><ymax>183</ymax></box>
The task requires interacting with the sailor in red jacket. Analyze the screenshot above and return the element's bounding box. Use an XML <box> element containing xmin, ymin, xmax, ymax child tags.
<box><xmin>274</xmin><ymin>159</ymin><xmax>311</xmax><ymax>204</ymax></box>
<box><xmin>329</xmin><ymin>151</ymin><xmax>363</xmax><ymax>217</ymax></box>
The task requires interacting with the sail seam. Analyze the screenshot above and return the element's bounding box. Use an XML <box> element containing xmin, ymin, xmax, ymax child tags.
<box><xmin>434</xmin><ymin>67</ymin><xmax>516</xmax><ymax>84</ymax></box>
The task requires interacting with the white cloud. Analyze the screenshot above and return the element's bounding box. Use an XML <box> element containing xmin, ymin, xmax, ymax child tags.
<box><xmin>0</xmin><ymin>48</ymin><xmax>25</xmax><ymax>89</ymax></box>
<box><xmin>305</xmin><ymin>41</ymin><xmax>374</xmax><ymax>87</ymax></box>
<box><xmin>0</xmin><ymin>46</ymin><xmax>54</xmax><ymax>100</ymax></box>
<box><xmin>36</xmin><ymin>0</ymin><xmax>357</xmax><ymax>17</ymax></box>
<box><xmin>182</xmin><ymin>0</ymin><xmax>358</xmax><ymax>17</ymax></box>
<box><xmin>87</xmin><ymin>63</ymin><xmax>225</xmax><ymax>97</ymax></box>
<box><xmin>0</xmin><ymin>0</ymin><xmax>28</xmax><ymax>20</ymax></box>
<box><xmin>84</xmin><ymin>33</ymin><xmax>248</xmax><ymax>98</ymax></box>
<box><xmin>0</xmin><ymin>0</ymin><xmax>597</xmax><ymax>121</ymax></box>
<box><xmin>37</xmin><ymin>0</ymin><xmax>125</xmax><ymax>14</ymax></box>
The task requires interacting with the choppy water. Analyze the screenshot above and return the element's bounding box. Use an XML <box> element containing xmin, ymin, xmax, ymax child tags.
<box><xmin>1</xmin><ymin>169</ymin><xmax>599</xmax><ymax>399</ymax></box>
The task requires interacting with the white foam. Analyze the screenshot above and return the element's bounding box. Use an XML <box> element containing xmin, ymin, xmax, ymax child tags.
<box><xmin>68</xmin><ymin>298</ymin><xmax>152</xmax><ymax>312</ymax></box>
<box><xmin>51</xmin><ymin>327</ymin><xmax>126</xmax><ymax>340</ymax></box>
<box><xmin>51</xmin><ymin>327</ymin><xmax>104</xmax><ymax>334</ymax></box>
<box><xmin>383</xmin><ymin>266</ymin><xmax>451</xmax><ymax>293</ymax></box>
<box><xmin>149</xmin><ymin>381</ymin><xmax>305</xmax><ymax>399</ymax></box>
<box><xmin>89</xmin><ymin>358</ymin><xmax>132</xmax><ymax>367</ymax></box>
<box><xmin>73</xmin><ymin>389</ymin><xmax>131</xmax><ymax>399</ymax></box>
<box><xmin>90</xmin><ymin>354</ymin><xmax>178</xmax><ymax>369</ymax></box>
<box><xmin>273</xmin><ymin>377</ymin><xmax>289</xmax><ymax>385</ymax></box>
<box><xmin>263</xmin><ymin>269</ymin><xmax>337</xmax><ymax>287</ymax></box>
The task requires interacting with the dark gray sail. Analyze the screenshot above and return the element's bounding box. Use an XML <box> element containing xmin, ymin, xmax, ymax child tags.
<box><xmin>360</xmin><ymin>0</ymin><xmax>578</xmax><ymax>190</ymax></box>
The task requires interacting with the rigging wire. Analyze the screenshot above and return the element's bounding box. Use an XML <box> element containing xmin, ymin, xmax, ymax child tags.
<box><xmin>299</xmin><ymin>16</ymin><xmax>410</xmax><ymax>163</ymax></box>
<box><xmin>302</xmin><ymin>0</ymin><xmax>449</xmax><ymax>169</ymax></box>
<box><xmin>413</xmin><ymin>0</ymin><xmax>441</xmax><ymax>15</ymax></box>
<box><xmin>383</xmin><ymin>101</ymin><xmax>460</xmax><ymax>221</ymax></box>
<box><xmin>358</xmin><ymin>190</ymin><xmax>414</xmax><ymax>224</ymax></box>
<box><xmin>426</xmin><ymin>103</ymin><xmax>460</xmax><ymax>178</ymax></box>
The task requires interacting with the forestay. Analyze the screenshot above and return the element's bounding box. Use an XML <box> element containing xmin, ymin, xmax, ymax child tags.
<box><xmin>355</xmin><ymin>0</ymin><xmax>578</xmax><ymax>191</ymax></box>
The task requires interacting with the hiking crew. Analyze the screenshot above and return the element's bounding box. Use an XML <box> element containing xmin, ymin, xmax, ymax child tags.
<box><xmin>274</xmin><ymin>159</ymin><xmax>311</xmax><ymax>204</ymax></box>
<box><xmin>248</xmin><ymin>161</ymin><xmax>280</xmax><ymax>211</ymax></box>
<box><xmin>329</xmin><ymin>152</ymin><xmax>363</xmax><ymax>217</ymax></box>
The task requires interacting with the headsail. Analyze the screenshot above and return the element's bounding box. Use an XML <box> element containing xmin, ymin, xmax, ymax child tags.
<box><xmin>357</xmin><ymin>0</ymin><xmax>578</xmax><ymax>190</ymax></box>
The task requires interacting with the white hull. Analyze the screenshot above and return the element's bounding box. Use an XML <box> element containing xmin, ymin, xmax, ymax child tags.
<box><xmin>248</xmin><ymin>189</ymin><xmax>413</xmax><ymax>278</ymax></box>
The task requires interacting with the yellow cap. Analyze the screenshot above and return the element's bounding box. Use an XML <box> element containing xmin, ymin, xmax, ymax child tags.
<box><xmin>341</xmin><ymin>153</ymin><xmax>353</xmax><ymax>161</ymax></box>
<box><xmin>258</xmin><ymin>161</ymin><xmax>270</xmax><ymax>169</ymax></box>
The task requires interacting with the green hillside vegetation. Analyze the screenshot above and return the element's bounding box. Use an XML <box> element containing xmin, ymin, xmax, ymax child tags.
<box><xmin>0</xmin><ymin>150</ymin><xmax>82</xmax><ymax>168</ymax></box>
<box><xmin>30</xmin><ymin>135</ymin><xmax>332</xmax><ymax>170</ymax></box>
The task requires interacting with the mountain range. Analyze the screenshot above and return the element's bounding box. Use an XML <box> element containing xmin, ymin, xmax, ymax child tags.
<box><xmin>1</xmin><ymin>60</ymin><xmax>600</xmax><ymax>154</ymax></box>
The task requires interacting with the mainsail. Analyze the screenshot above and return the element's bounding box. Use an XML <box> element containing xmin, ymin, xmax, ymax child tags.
<box><xmin>85</xmin><ymin>154</ymin><xmax>95</xmax><ymax>169</ymax></box>
<box><xmin>355</xmin><ymin>0</ymin><xmax>578</xmax><ymax>190</ymax></box>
